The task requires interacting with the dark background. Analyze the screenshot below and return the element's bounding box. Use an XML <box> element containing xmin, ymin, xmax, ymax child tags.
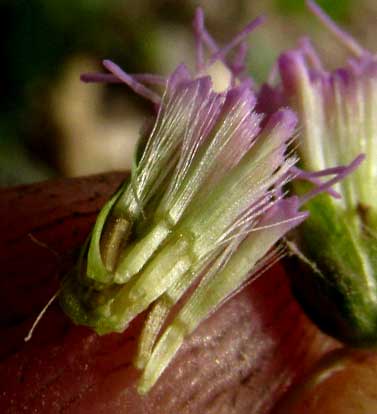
<box><xmin>0</xmin><ymin>0</ymin><xmax>374</xmax><ymax>185</ymax></box>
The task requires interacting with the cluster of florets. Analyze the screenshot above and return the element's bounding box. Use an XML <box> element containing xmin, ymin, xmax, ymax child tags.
<box><xmin>58</xmin><ymin>0</ymin><xmax>377</xmax><ymax>394</ymax></box>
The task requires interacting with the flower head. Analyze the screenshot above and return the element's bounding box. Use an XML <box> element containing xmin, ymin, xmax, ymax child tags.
<box><xmin>276</xmin><ymin>0</ymin><xmax>377</xmax><ymax>346</ymax></box>
<box><xmin>60</xmin><ymin>9</ymin><xmax>310</xmax><ymax>394</ymax></box>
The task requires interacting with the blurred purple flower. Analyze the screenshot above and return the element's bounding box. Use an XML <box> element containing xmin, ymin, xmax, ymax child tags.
<box><xmin>274</xmin><ymin>0</ymin><xmax>377</xmax><ymax>346</ymax></box>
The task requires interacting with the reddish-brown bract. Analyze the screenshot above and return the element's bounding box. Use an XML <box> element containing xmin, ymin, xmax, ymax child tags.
<box><xmin>0</xmin><ymin>174</ymin><xmax>336</xmax><ymax>414</ymax></box>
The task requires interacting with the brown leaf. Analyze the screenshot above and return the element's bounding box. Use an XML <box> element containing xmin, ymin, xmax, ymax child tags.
<box><xmin>0</xmin><ymin>174</ymin><xmax>336</xmax><ymax>414</ymax></box>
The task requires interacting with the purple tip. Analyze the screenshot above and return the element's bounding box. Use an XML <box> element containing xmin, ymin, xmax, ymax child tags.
<box><xmin>299</xmin><ymin>154</ymin><xmax>365</xmax><ymax>206</ymax></box>
<box><xmin>306</xmin><ymin>0</ymin><xmax>368</xmax><ymax>57</ymax></box>
<box><xmin>259</xmin><ymin>196</ymin><xmax>308</xmax><ymax>233</ymax></box>
<box><xmin>209</xmin><ymin>15</ymin><xmax>266</xmax><ymax>66</ymax></box>
<box><xmin>102</xmin><ymin>60</ymin><xmax>161</xmax><ymax>105</ymax></box>
<box><xmin>266</xmin><ymin>108</ymin><xmax>298</xmax><ymax>141</ymax></box>
<box><xmin>278</xmin><ymin>51</ymin><xmax>308</xmax><ymax>95</ymax></box>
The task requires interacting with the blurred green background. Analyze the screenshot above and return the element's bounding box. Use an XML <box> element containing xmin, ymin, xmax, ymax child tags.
<box><xmin>0</xmin><ymin>0</ymin><xmax>375</xmax><ymax>186</ymax></box>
